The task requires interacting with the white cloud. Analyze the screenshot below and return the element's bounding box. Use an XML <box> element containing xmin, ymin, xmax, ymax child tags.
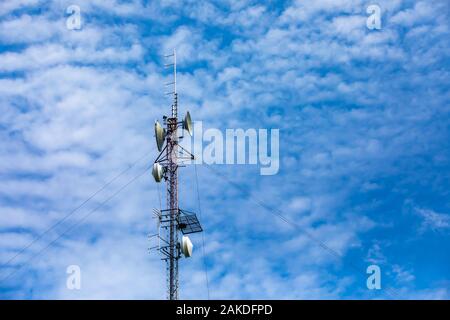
<box><xmin>390</xmin><ymin>1</ymin><xmax>436</xmax><ymax>27</ymax></box>
<box><xmin>0</xmin><ymin>43</ymin><xmax>143</xmax><ymax>71</ymax></box>
<box><xmin>288</xmin><ymin>197</ymin><xmax>312</xmax><ymax>213</ymax></box>
<box><xmin>0</xmin><ymin>0</ymin><xmax>41</xmax><ymax>16</ymax></box>
<box><xmin>392</xmin><ymin>264</ymin><xmax>415</xmax><ymax>284</ymax></box>
<box><xmin>415</xmin><ymin>207</ymin><xmax>450</xmax><ymax>232</ymax></box>
<box><xmin>0</xmin><ymin>14</ymin><xmax>60</xmax><ymax>44</ymax></box>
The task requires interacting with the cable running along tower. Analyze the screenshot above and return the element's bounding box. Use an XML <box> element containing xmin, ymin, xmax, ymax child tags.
<box><xmin>150</xmin><ymin>49</ymin><xmax>203</xmax><ymax>300</ymax></box>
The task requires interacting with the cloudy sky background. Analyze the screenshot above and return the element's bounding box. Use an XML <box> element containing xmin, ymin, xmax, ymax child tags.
<box><xmin>0</xmin><ymin>0</ymin><xmax>449</xmax><ymax>299</ymax></box>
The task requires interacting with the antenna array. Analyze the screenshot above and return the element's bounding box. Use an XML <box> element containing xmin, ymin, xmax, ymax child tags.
<box><xmin>150</xmin><ymin>49</ymin><xmax>203</xmax><ymax>300</ymax></box>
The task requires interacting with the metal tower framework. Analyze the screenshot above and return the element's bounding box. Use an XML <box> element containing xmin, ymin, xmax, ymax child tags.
<box><xmin>150</xmin><ymin>49</ymin><xmax>203</xmax><ymax>300</ymax></box>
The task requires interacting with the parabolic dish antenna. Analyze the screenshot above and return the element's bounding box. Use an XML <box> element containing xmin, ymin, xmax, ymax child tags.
<box><xmin>152</xmin><ymin>162</ymin><xmax>164</xmax><ymax>182</ymax></box>
<box><xmin>181</xmin><ymin>235</ymin><xmax>193</xmax><ymax>258</ymax></box>
<box><xmin>183</xmin><ymin>111</ymin><xmax>193</xmax><ymax>136</ymax></box>
<box><xmin>155</xmin><ymin>120</ymin><xmax>166</xmax><ymax>151</ymax></box>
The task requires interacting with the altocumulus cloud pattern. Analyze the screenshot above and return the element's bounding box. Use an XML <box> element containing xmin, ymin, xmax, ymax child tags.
<box><xmin>0</xmin><ymin>0</ymin><xmax>449</xmax><ymax>299</ymax></box>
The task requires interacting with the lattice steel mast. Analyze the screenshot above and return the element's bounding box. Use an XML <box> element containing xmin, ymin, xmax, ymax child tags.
<box><xmin>150</xmin><ymin>49</ymin><xmax>203</xmax><ymax>300</ymax></box>
<box><xmin>167</xmin><ymin>49</ymin><xmax>179</xmax><ymax>299</ymax></box>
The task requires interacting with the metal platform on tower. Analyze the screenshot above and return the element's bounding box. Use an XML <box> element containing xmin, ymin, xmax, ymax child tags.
<box><xmin>178</xmin><ymin>210</ymin><xmax>203</xmax><ymax>234</ymax></box>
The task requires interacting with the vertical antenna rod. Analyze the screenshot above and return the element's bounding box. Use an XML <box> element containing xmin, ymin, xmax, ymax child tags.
<box><xmin>172</xmin><ymin>49</ymin><xmax>177</xmax><ymax>119</ymax></box>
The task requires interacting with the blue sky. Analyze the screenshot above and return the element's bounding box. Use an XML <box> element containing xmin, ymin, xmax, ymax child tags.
<box><xmin>0</xmin><ymin>0</ymin><xmax>449</xmax><ymax>299</ymax></box>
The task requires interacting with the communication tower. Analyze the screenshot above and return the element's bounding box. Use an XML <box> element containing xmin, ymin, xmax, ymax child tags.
<box><xmin>149</xmin><ymin>49</ymin><xmax>203</xmax><ymax>300</ymax></box>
